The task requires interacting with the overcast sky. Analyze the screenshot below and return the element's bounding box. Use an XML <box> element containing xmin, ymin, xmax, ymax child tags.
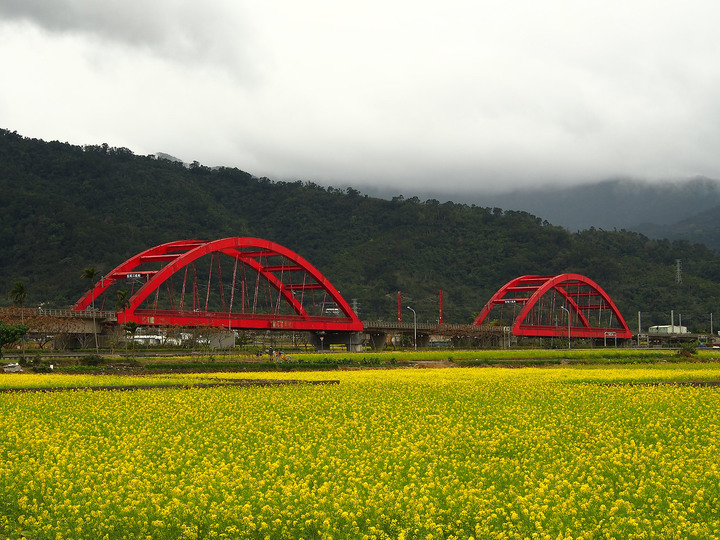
<box><xmin>2</xmin><ymin>1</ymin><xmax>719</xmax><ymax>194</ymax></box>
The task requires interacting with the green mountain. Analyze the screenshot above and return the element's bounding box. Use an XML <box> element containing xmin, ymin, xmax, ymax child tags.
<box><xmin>466</xmin><ymin>177</ymin><xmax>720</xmax><ymax>232</ymax></box>
<box><xmin>2</xmin><ymin>128</ymin><xmax>720</xmax><ymax>330</ymax></box>
<box><xmin>635</xmin><ymin>206</ymin><xmax>720</xmax><ymax>252</ymax></box>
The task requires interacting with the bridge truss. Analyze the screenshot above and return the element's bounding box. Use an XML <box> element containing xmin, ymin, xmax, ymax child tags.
<box><xmin>72</xmin><ymin>238</ymin><xmax>362</xmax><ymax>332</ymax></box>
<box><xmin>473</xmin><ymin>274</ymin><xmax>632</xmax><ymax>339</ymax></box>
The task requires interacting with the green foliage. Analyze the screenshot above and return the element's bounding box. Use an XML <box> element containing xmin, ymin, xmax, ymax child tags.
<box><xmin>123</xmin><ymin>322</ymin><xmax>140</xmax><ymax>336</ymax></box>
<box><xmin>81</xmin><ymin>354</ymin><xmax>106</xmax><ymax>366</ymax></box>
<box><xmin>0</xmin><ymin>320</ymin><xmax>29</xmax><ymax>358</ymax></box>
<box><xmin>115</xmin><ymin>289</ymin><xmax>129</xmax><ymax>310</ymax></box>
<box><xmin>8</xmin><ymin>281</ymin><xmax>26</xmax><ymax>308</ymax></box>
<box><xmin>3</xmin><ymin>129</ymin><xmax>720</xmax><ymax>329</ymax></box>
<box><xmin>31</xmin><ymin>363</ymin><xmax>54</xmax><ymax>373</ymax></box>
<box><xmin>677</xmin><ymin>341</ymin><xmax>698</xmax><ymax>357</ymax></box>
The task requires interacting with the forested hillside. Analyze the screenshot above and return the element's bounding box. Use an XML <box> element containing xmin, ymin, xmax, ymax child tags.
<box><xmin>635</xmin><ymin>205</ymin><xmax>720</xmax><ymax>252</ymax></box>
<box><xmin>2</xmin><ymin>128</ymin><xmax>720</xmax><ymax>330</ymax></box>
<box><xmin>465</xmin><ymin>177</ymin><xmax>720</xmax><ymax>232</ymax></box>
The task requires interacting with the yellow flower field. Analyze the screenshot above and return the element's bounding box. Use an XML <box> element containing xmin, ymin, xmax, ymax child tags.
<box><xmin>1</xmin><ymin>364</ymin><xmax>720</xmax><ymax>539</ymax></box>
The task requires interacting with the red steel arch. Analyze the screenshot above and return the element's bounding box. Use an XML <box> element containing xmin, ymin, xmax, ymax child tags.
<box><xmin>73</xmin><ymin>238</ymin><xmax>363</xmax><ymax>331</ymax></box>
<box><xmin>473</xmin><ymin>274</ymin><xmax>632</xmax><ymax>339</ymax></box>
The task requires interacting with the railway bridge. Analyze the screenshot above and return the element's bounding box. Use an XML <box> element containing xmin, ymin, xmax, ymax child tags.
<box><xmin>1</xmin><ymin>237</ymin><xmax>662</xmax><ymax>351</ymax></box>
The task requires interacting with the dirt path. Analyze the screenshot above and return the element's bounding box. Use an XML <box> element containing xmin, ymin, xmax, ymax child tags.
<box><xmin>0</xmin><ymin>378</ymin><xmax>339</xmax><ymax>393</ymax></box>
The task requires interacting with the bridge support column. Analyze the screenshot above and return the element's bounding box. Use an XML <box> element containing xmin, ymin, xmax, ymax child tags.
<box><xmin>367</xmin><ymin>331</ymin><xmax>388</xmax><ymax>351</ymax></box>
<box><xmin>310</xmin><ymin>331</ymin><xmax>364</xmax><ymax>352</ymax></box>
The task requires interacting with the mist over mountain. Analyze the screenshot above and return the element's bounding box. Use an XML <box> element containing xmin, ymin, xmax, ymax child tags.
<box><xmin>634</xmin><ymin>205</ymin><xmax>720</xmax><ymax>252</ymax></box>
<box><xmin>367</xmin><ymin>177</ymin><xmax>720</xmax><ymax>233</ymax></box>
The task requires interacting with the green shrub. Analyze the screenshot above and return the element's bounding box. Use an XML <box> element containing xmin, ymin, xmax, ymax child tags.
<box><xmin>81</xmin><ymin>354</ymin><xmax>106</xmax><ymax>366</ymax></box>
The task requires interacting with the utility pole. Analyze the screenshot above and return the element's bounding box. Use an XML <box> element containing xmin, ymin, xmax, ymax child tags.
<box><xmin>406</xmin><ymin>306</ymin><xmax>417</xmax><ymax>350</ymax></box>
<box><xmin>560</xmin><ymin>305</ymin><xmax>571</xmax><ymax>350</ymax></box>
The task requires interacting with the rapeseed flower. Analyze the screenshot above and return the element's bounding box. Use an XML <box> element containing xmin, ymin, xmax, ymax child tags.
<box><xmin>1</xmin><ymin>365</ymin><xmax>720</xmax><ymax>538</ymax></box>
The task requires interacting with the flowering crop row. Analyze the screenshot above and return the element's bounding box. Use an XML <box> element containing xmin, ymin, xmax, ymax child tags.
<box><xmin>1</xmin><ymin>364</ymin><xmax>720</xmax><ymax>539</ymax></box>
<box><xmin>0</xmin><ymin>373</ymin><xmax>209</xmax><ymax>389</ymax></box>
<box><xmin>294</xmin><ymin>348</ymin><xmax>701</xmax><ymax>364</ymax></box>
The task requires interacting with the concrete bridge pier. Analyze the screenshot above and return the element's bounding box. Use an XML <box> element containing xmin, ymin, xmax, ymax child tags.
<box><xmin>365</xmin><ymin>330</ymin><xmax>431</xmax><ymax>350</ymax></box>
<box><xmin>367</xmin><ymin>331</ymin><xmax>388</xmax><ymax>350</ymax></box>
<box><xmin>395</xmin><ymin>330</ymin><xmax>431</xmax><ymax>349</ymax></box>
<box><xmin>310</xmin><ymin>331</ymin><xmax>364</xmax><ymax>352</ymax></box>
<box><xmin>415</xmin><ymin>332</ymin><xmax>431</xmax><ymax>348</ymax></box>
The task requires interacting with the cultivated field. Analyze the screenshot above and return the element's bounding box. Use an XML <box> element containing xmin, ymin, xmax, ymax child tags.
<box><xmin>1</xmin><ymin>364</ymin><xmax>720</xmax><ymax>539</ymax></box>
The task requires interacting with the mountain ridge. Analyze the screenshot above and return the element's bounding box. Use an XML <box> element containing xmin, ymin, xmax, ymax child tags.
<box><xmin>2</xmin><ymin>128</ymin><xmax>720</xmax><ymax>330</ymax></box>
<box><xmin>366</xmin><ymin>177</ymin><xmax>720</xmax><ymax>233</ymax></box>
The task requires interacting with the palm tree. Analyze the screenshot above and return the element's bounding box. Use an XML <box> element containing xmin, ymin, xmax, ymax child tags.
<box><xmin>81</xmin><ymin>267</ymin><xmax>100</xmax><ymax>353</ymax></box>
<box><xmin>123</xmin><ymin>322</ymin><xmax>139</xmax><ymax>361</ymax></box>
<box><xmin>8</xmin><ymin>281</ymin><xmax>26</xmax><ymax>313</ymax></box>
<box><xmin>8</xmin><ymin>281</ymin><xmax>27</xmax><ymax>361</ymax></box>
<box><xmin>115</xmin><ymin>289</ymin><xmax>129</xmax><ymax>311</ymax></box>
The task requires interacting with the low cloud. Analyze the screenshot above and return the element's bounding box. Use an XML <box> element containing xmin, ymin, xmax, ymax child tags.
<box><xmin>0</xmin><ymin>0</ymin><xmax>256</xmax><ymax>70</ymax></box>
<box><xmin>2</xmin><ymin>1</ymin><xmax>720</xmax><ymax>194</ymax></box>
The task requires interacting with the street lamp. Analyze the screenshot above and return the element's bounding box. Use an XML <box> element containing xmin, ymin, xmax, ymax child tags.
<box><xmin>560</xmin><ymin>305</ymin><xmax>571</xmax><ymax>350</ymax></box>
<box><xmin>406</xmin><ymin>306</ymin><xmax>417</xmax><ymax>350</ymax></box>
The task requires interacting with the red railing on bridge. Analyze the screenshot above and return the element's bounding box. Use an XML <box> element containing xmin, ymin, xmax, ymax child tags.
<box><xmin>72</xmin><ymin>238</ymin><xmax>363</xmax><ymax>332</ymax></box>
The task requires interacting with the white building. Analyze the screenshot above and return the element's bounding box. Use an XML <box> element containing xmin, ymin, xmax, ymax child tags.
<box><xmin>648</xmin><ymin>325</ymin><xmax>688</xmax><ymax>334</ymax></box>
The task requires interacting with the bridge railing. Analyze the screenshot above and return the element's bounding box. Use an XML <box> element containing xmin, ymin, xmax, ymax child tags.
<box><xmin>132</xmin><ymin>308</ymin><xmax>353</xmax><ymax>321</ymax></box>
<box><xmin>362</xmin><ymin>321</ymin><xmax>504</xmax><ymax>333</ymax></box>
<box><xmin>40</xmin><ymin>308</ymin><xmax>117</xmax><ymax>319</ymax></box>
<box><xmin>362</xmin><ymin>320</ymin><xmax>437</xmax><ymax>331</ymax></box>
<box><xmin>0</xmin><ymin>307</ymin><xmax>113</xmax><ymax>318</ymax></box>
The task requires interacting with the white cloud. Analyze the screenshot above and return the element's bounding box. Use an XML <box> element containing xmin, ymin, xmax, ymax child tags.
<box><xmin>2</xmin><ymin>1</ymin><xmax>720</xmax><ymax>193</ymax></box>
<box><xmin>0</xmin><ymin>0</ymin><xmax>257</xmax><ymax>69</ymax></box>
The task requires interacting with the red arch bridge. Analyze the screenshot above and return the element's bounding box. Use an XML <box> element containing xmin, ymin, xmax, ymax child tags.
<box><xmin>70</xmin><ymin>239</ymin><xmax>632</xmax><ymax>348</ymax></box>
<box><xmin>72</xmin><ymin>238</ymin><xmax>363</xmax><ymax>348</ymax></box>
<box><xmin>473</xmin><ymin>274</ymin><xmax>632</xmax><ymax>342</ymax></box>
